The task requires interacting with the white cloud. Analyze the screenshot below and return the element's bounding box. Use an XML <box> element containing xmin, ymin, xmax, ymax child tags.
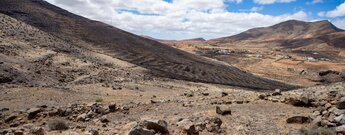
<box><xmin>239</xmin><ymin>6</ymin><xmax>264</xmax><ymax>12</ymax></box>
<box><xmin>251</xmin><ymin>6</ymin><xmax>264</xmax><ymax>12</ymax></box>
<box><xmin>226</xmin><ymin>0</ymin><xmax>243</xmax><ymax>3</ymax></box>
<box><xmin>46</xmin><ymin>0</ymin><xmax>308</xmax><ymax>40</ymax></box>
<box><xmin>312</xmin><ymin>0</ymin><xmax>323</xmax><ymax>4</ymax></box>
<box><xmin>318</xmin><ymin>2</ymin><xmax>345</xmax><ymax>18</ymax></box>
<box><xmin>332</xmin><ymin>18</ymin><xmax>345</xmax><ymax>30</ymax></box>
<box><xmin>306</xmin><ymin>0</ymin><xmax>323</xmax><ymax>5</ymax></box>
<box><xmin>253</xmin><ymin>0</ymin><xmax>296</xmax><ymax>5</ymax></box>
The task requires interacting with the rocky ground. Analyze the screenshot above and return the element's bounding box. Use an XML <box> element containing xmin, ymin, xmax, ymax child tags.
<box><xmin>1</xmin><ymin>81</ymin><xmax>345</xmax><ymax>135</ymax></box>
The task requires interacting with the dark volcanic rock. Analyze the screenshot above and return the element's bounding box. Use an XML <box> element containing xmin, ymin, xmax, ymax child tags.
<box><xmin>108</xmin><ymin>103</ymin><xmax>117</xmax><ymax>112</ymax></box>
<box><xmin>286</xmin><ymin>116</ymin><xmax>310</xmax><ymax>124</ymax></box>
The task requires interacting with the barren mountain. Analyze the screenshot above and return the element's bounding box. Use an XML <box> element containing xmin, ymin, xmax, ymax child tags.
<box><xmin>211</xmin><ymin>20</ymin><xmax>344</xmax><ymax>44</ymax></box>
<box><xmin>0</xmin><ymin>0</ymin><xmax>295</xmax><ymax>90</ymax></box>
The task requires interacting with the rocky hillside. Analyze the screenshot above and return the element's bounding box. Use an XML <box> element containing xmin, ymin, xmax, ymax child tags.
<box><xmin>0</xmin><ymin>0</ymin><xmax>295</xmax><ymax>90</ymax></box>
<box><xmin>0</xmin><ymin>13</ymin><xmax>147</xmax><ymax>88</ymax></box>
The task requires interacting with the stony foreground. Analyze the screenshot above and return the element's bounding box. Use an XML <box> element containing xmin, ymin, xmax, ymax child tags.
<box><xmin>1</xmin><ymin>82</ymin><xmax>344</xmax><ymax>135</ymax></box>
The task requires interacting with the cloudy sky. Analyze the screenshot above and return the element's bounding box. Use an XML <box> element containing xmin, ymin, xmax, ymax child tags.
<box><xmin>46</xmin><ymin>0</ymin><xmax>345</xmax><ymax>40</ymax></box>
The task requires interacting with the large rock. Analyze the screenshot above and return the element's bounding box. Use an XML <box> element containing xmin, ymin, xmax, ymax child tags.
<box><xmin>205</xmin><ymin>117</ymin><xmax>222</xmax><ymax>133</ymax></box>
<box><xmin>216</xmin><ymin>106</ymin><xmax>231</xmax><ymax>115</ymax></box>
<box><xmin>139</xmin><ymin>120</ymin><xmax>169</xmax><ymax>134</ymax></box>
<box><xmin>128</xmin><ymin>126</ymin><xmax>154</xmax><ymax>135</ymax></box>
<box><xmin>286</xmin><ymin>116</ymin><xmax>310</xmax><ymax>124</ymax></box>
<box><xmin>337</xmin><ymin>97</ymin><xmax>345</xmax><ymax>109</ymax></box>
<box><xmin>27</xmin><ymin>107</ymin><xmax>42</xmax><ymax>119</ymax></box>
<box><xmin>177</xmin><ymin>119</ymin><xmax>197</xmax><ymax>134</ymax></box>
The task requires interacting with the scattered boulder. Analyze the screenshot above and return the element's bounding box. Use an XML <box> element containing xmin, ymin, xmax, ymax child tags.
<box><xmin>27</xmin><ymin>107</ymin><xmax>42</xmax><ymax>119</ymax></box>
<box><xmin>216</xmin><ymin>106</ymin><xmax>231</xmax><ymax>115</ymax></box>
<box><xmin>139</xmin><ymin>120</ymin><xmax>169</xmax><ymax>134</ymax></box>
<box><xmin>286</xmin><ymin>116</ymin><xmax>310</xmax><ymax>124</ymax></box>
<box><xmin>128</xmin><ymin>126</ymin><xmax>154</xmax><ymax>135</ymax></box>
<box><xmin>177</xmin><ymin>119</ymin><xmax>197</xmax><ymax>134</ymax></box>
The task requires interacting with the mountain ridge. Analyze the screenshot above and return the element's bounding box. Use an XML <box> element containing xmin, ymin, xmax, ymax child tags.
<box><xmin>210</xmin><ymin>19</ymin><xmax>344</xmax><ymax>44</ymax></box>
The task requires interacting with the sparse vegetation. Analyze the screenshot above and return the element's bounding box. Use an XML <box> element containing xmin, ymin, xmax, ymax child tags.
<box><xmin>300</xmin><ymin>127</ymin><xmax>336</xmax><ymax>135</ymax></box>
<box><xmin>95</xmin><ymin>97</ymin><xmax>103</xmax><ymax>102</ymax></box>
<box><xmin>48</xmin><ymin>119</ymin><xmax>69</xmax><ymax>130</ymax></box>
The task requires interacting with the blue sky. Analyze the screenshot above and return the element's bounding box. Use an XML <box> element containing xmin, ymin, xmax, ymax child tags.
<box><xmin>47</xmin><ymin>0</ymin><xmax>345</xmax><ymax>40</ymax></box>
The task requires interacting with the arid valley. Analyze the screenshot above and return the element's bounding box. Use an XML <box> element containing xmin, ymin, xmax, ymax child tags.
<box><xmin>0</xmin><ymin>0</ymin><xmax>345</xmax><ymax>135</ymax></box>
